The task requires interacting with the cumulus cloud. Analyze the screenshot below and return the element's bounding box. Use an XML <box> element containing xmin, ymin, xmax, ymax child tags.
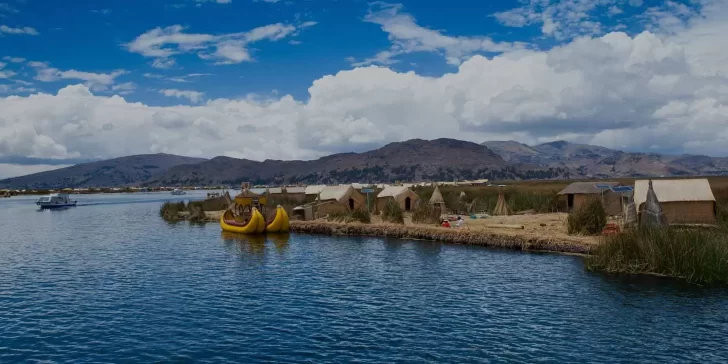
<box><xmin>0</xmin><ymin>25</ymin><xmax>39</xmax><ymax>35</ymax></box>
<box><xmin>356</xmin><ymin>3</ymin><xmax>524</xmax><ymax>66</ymax></box>
<box><xmin>159</xmin><ymin>88</ymin><xmax>204</xmax><ymax>103</ymax></box>
<box><xmin>28</xmin><ymin>62</ymin><xmax>127</xmax><ymax>91</ymax></box>
<box><xmin>125</xmin><ymin>21</ymin><xmax>312</xmax><ymax>65</ymax></box>
<box><xmin>1</xmin><ymin>0</ymin><xmax>728</xmax><ymax>164</ymax></box>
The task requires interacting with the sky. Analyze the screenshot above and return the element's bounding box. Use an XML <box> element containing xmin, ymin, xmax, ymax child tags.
<box><xmin>1</xmin><ymin>0</ymin><xmax>728</xmax><ymax>178</ymax></box>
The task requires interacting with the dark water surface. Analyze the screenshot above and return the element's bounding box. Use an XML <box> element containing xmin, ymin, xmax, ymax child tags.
<box><xmin>1</xmin><ymin>192</ymin><xmax>727</xmax><ymax>363</ymax></box>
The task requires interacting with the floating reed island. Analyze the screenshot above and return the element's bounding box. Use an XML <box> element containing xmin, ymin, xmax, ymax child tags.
<box><xmin>289</xmin><ymin>221</ymin><xmax>594</xmax><ymax>254</ymax></box>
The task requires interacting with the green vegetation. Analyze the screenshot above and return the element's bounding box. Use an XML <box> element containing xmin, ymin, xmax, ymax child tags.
<box><xmin>586</xmin><ymin>227</ymin><xmax>728</xmax><ymax>285</ymax></box>
<box><xmin>413</xmin><ymin>185</ymin><xmax>561</xmax><ymax>214</ymax></box>
<box><xmin>567</xmin><ymin>198</ymin><xmax>607</xmax><ymax>235</ymax></box>
<box><xmin>160</xmin><ymin>201</ymin><xmax>187</xmax><ymax>221</ymax></box>
<box><xmin>411</xmin><ymin>204</ymin><xmax>441</xmax><ymax>225</ymax></box>
<box><xmin>587</xmin><ymin>188</ymin><xmax>728</xmax><ymax>285</ymax></box>
<box><xmin>382</xmin><ymin>201</ymin><xmax>405</xmax><ymax>224</ymax></box>
<box><xmin>160</xmin><ymin>199</ymin><xmax>224</xmax><ymax>222</ymax></box>
<box><xmin>328</xmin><ymin>209</ymin><xmax>371</xmax><ymax>224</ymax></box>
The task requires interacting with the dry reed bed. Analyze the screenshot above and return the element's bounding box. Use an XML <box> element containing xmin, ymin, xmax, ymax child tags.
<box><xmin>290</xmin><ymin>221</ymin><xmax>592</xmax><ymax>254</ymax></box>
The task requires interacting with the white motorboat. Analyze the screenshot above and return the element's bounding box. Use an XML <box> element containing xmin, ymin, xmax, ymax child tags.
<box><xmin>171</xmin><ymin>188</ymin><xmax>186</xmax><ymax>195</ymax></box>
<box><xmin>36</xmin><ymin>193</ymin><xmax>77</xmax><ymax>209</ymax></box>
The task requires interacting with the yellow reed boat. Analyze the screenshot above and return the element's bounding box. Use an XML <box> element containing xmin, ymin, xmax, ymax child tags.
<box><xmin>220</xmin><ymin>208</ymin><xmax>265</xmax><ymax>234</ymax></box>
<box><xmin>266</xmin><ymin>205</ymin><xmax>290</xmax><ymax>233</ymax></box>
<box><xmin>220</xmin><ymin>182</ymin><xmax>289</xmax><ymax>234</ymax></box>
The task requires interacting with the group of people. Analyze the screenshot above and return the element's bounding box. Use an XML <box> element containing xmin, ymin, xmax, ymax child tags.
<box><xmin>441</xmin><ymin>216</ymin><xmax>465</xmax><ymax>228</ymax></box>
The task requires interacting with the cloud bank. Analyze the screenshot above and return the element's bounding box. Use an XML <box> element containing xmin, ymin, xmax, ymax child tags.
<box><xmin>2</xmin><ymin>1</ymin><xmax>728</xmax><ymax>166</ymax></box>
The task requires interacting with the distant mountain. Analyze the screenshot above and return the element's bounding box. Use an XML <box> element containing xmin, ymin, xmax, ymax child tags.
<box><xmin>482</xmin><ymin>140</ymin><xmax>728</xmax><ymax>178</ymax></box>
<box><xmin>0</xmin><ymin>154</ymin><xmax>207</xmax><ymax>189</ymax></box>
<box><xmin>146</xmin><ymin>138</ymin><xmax>512</xmax><ymax>186</ymax></box>
<box><xmin>6</xmin><ymin>138</ymin><xmax>727</xmax><ymax>189</ymax></box>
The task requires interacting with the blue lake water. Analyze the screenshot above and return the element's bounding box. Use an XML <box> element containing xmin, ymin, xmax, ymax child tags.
<box><xmin>1</xmin><ymin>192</ymin><xmax>728</xmax><ymax>363</ymax></box>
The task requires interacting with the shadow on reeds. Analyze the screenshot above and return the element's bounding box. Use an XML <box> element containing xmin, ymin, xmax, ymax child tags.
<box><xmin>586</xmin><ymin>226</ymin><xmax>728</xmax><ymax>285</ymax></box>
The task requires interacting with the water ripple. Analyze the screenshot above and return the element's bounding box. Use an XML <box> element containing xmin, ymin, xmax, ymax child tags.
<box><xmin>1</xmin><ymin>194</ymin><xmax>728</xmax><ymax>363</ymax></box>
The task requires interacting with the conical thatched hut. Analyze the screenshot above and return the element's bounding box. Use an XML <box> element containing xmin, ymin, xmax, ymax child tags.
<box><xmin>639</xmin><ymin>180</ymin><xmax>668</xmax><ymax>228</ymax></box>
<box><xmin>492</xmin><ymin>190</ymin><xmax>511</xmax><ymax>216</ymax></box>
<box><xmin>429</xmin><ymin>186</ymin><xmax>446</xmax><ymax>212</ymax></box>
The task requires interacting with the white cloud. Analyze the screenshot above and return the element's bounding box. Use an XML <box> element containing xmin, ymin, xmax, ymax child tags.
<box><xmin>151</xmin><ymin>58</ymin><xmax>177</xmax><ymax>69</ymax></box>
<box><xmin>0</xmin><ymin>61</ymin><xmax>15</xmax><ymax>78</ymax></box>
<box><xmin>125</xmin><ymin>21</ymin><xmax>312</xmax><ymax>65</ymax></box>
<box><xmin>2</xmin><ymin>56</ymin><xmax>26</xmax><ymax>63</ymax></box>
<box><xmin>111</xmin><ymin>82</ymin><xmax>136</xmax><ymax>95</ymax></box>
<box><xmin>0</xmin><ymin>25</ymin><xmax>39</xmax><ymax>35</ymax></box>
<box><xmin>159</xmin><ymin>88</ymin><xmax>204</xmax><ymax>103</ymax></box>
<box><xmin>29</xmin><ymin>62</ymin><xmax>127</xmax><ymax>91</ymax></box>
<box><xmin>0</xmin><ymin>163</ymin><xmax>71</xmax><ymax>179</ymax></box>
<box><xmin>356</xmin><ymin>3</ymin><xmax>524</xmax><ymax>66</ymax></box>
<box><xmin>1</xmin><ymin>1</ymin><xmax>728</xmax><ymax>162</ymax></box>
<box><xmin>494</xmin><ymin>0</ymin><xmax>618</xmax><ymax>40</ymax></box>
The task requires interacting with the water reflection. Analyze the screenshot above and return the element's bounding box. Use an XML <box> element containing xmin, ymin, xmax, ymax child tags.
<box><xmin>267</xmin><ymin>234</ymin><xmax>290</xmax><ymax>253</ymax></box>
<box><xmin>220</xmin><ymin>232</ymin><xmax>290</xmax><ymax>257</ymax></box>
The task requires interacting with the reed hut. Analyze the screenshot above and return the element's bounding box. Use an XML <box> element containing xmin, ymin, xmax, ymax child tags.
<box><xmin>557</xmin><ymin>182</ymin><xmax>622</xmax><ymax>215</ymax></box>
<box><xmin>634</xmin><ymin>179</ymin><xmax>716</xmax><ymax>224</ymax></box>
<box><xmin>284</xmin><ymin>187</ymin><xmax>306</xmax><ymax>203</ymax></box>
<box><xmin>316</xmin><ymin>185</ymin><xmax>366</xmax><ymax>215</ymax></box>
<box><xmin>375</xmin><ymin>186</ymin><xmax>420</xmax><ymax>213</ymax></box>
<box><xmin>429</xmin><ymin>186</ymin><xmax>446</xmax><ymax>213</ymax></box>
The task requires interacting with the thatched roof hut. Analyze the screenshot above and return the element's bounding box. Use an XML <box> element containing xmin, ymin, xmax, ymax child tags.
<box><xmin>376</xmin><ymin>186</ymin><xmax>420</xmax><ymax>212</ymax></box>
<box><xmin>557</xmin><ymin>181</ymin><xmax>623</xmax><ymax>215</ymax></box>
<box><xmin>429</xmin><ymin>186</ymin><xmax>446</xmax><ymax>212</ymax></box>
<box><xmin>634</xmin><ymin>179</ymin><xmax>715</xmax><ymax>224</ymax></box>
<box><xmin>316</xmin><ymin>185</ymin><xmax>366</xmax><ymax>214</ymax></box>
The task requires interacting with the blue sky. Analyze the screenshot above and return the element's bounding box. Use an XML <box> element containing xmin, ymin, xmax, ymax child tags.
<box><xmin>1</xmin><ymin>0</ymin><xmax>727</xmax><ymax>177</ymax></box>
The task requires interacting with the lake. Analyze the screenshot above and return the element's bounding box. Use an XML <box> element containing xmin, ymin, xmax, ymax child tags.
<box><xmin>1</xmin><ymin>192</ymin><xmax>727</xmax><ymax>363</ymax></box>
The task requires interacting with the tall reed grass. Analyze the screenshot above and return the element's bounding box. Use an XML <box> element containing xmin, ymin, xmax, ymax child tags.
<box><xmin>567</xmin><ymin>198</ymin><xmax>607</xmax><ymax>235</ymax></box>
<box><xmin>586</xmin><ymin>226</ymin><xmax>728</xmax><ymax>285</ymax></box>
<box><xmin>413</xmin><ymin>185</ymin><xmax>560</xmax><ymax>214</ymax></box>
<box><xmin>382</xmin><ymin>201</ymin><xmax>404</xmax><ymax>224</ymax></box>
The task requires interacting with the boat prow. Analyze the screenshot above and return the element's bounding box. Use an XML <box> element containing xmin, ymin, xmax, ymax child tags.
<box><xmin>220</xmin><ymin>208</ymin><xmax>265</xmax><ymax>234</ymax></box>
<box><xmin>266</xmin><ymin>205</ymin><xmax>290</xmax><ymax>233</ymax></box>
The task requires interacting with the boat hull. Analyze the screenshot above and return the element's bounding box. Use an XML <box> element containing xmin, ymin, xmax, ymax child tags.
<box><xmin>220</xmin><ymin>208</ymin><xmax>265</xmax><ymax>234</ymax></box>
<box><xmin>266</xmin><ymin>206</ymin><xmax>290</xmax><ymax>233</ymax></box>
<box><xmin>38</xmin><ymin>202</ymin><xmax>77</xmax><ymax>209</ymax></box>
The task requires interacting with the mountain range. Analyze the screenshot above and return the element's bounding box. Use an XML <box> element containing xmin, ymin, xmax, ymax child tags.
<box><xmin>1</xmin><ymin>138</ymin><xmax>727</xmax><ymax>189</ymax></box>
<box><xmin>482</xmin><ymin>140</ymin><xmax>728</xmax><ymax>178</ymax></box>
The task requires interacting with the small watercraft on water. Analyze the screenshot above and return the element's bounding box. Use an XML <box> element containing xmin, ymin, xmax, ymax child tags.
<box><xmin>171</xmin><ymin>188</ymin><xmax>186</xmax><ymax>195</ymax></box>
<box><xmin>220</xmin><ymin>182</ymin><xmax>289</xmax><ymax>234</ymax></box>
<box><xmin>220</xmin><ymin>208</ymin><xmax>266</xmax><ymax>234</ymax></box>
<box><xmin>36</xmin><ymin>193</ymin><xmax>77</xmax><ymax>209</ymax></box>
<box><xmin>266</xmin><ymin>205</ymin><xmax>290</xmax><ymax>233</ymax></box>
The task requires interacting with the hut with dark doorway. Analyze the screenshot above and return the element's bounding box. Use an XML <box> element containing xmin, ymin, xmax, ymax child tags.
<box><xmin>557</xmin><ymin>181</ymin><xmax>622</xmax><ymax>215</ymax></box>
<box><xmin>375</xmin><ymin>186</ymin><xmax>420</xmax><ymax>214</ymax></box>
<box><xmin>634</xmin><ymin>179</ymin><xmax>716</xmax><ymax>225</ymax></box>
<box><xmin>316</xmin><ymin>185</ymin><xmax>366</xmax><ymax>215</ymax></box>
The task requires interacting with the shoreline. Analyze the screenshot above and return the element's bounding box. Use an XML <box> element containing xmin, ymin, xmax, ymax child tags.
<box><xmin>289</xmin><ymin>221</ymin><xmax>594</xmax><ymax>254</ymax></box>
<box><xmin>171</xmin><ymin>210</ymin><xmax>596</xmax><ymax>254</ymax></box>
